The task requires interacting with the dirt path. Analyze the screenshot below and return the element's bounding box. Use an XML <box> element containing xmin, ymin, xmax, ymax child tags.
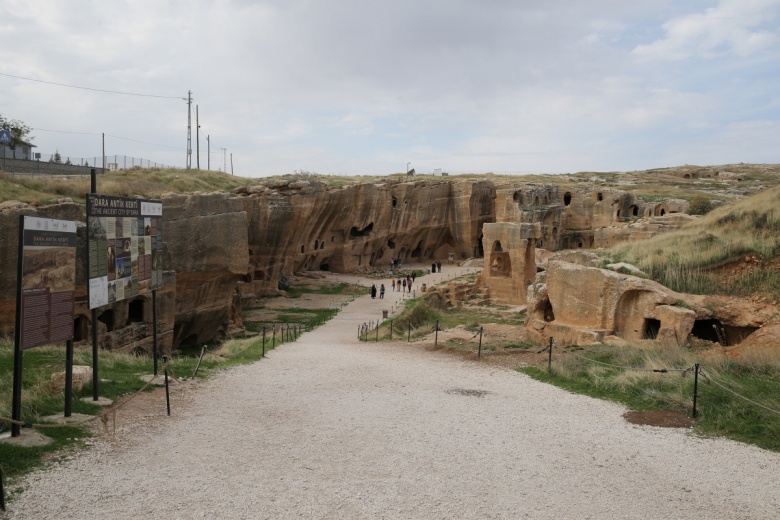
<box><xmin>5</xmin><ymin>267</ymin><xmax>780</xmax><ymax>519</ymax></box>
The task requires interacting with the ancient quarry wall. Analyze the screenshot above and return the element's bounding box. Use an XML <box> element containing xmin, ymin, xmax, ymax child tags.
<box><xmin>237</xmin><ymin>180</ymin><xmax>496</xmax><ymax>297</ymax></box>
<box><xmin>0</xmin><ymin>178</ymin><xmax>694</xmax><ymax>351</ymax></box>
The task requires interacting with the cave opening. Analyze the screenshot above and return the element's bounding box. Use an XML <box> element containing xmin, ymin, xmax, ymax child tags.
<box><xmin>392</xmin><ymin>196</ymin><xmax>398</xmax><ymax>207</ymax></box>
<box><xmin>350</xmin><ymin>222</ymin><xmax>374</xmax><ymax>238</ymax></box>
<box><xmin>629</xmin><ymin>205</ymin><xmax>639</xmax><ymax>217</ymax></box>
<box><xmin>387</xmin><ymin>239</ymin><xmax>395</xmax><ymax>249</ymax></box>
<box><xmin>320</xmin><ymin>263</ymin><xmax>329</xmax><ymax>271</ymax></box>
<box><xmin>98</xmin><ymin>310</ymin><xmax>115</xmax><ymax>332</ymax></box>
<box><xmin>543</xmin><ymin>300</ymin><xmax>555</xmax><ymax>322</ymax></box>
<box><xmin>314</xmin><ymin>239</ymin><xmax>319</xmax><ymax>250</ymax></box>
<box><xmin>411</xmin><ymin>240</ymin><xmax>423</xmax><ymax>258</ymax></box>
<box><xmin>643</xmin><ymin>318</ymin><xmax>661</xmax><ymax>340</ymax></box>
<box><xmin>563</xmin><ymin>192</ymin><xmax>572</xmax><ymax>206</ymax></box>
<box><xmin>127</xmin><ymin>299</ymin><xmax>145</xmax><ymax>324</ymax></box>
<box><xmin>691</xmin><ymin>319</ymin><xmax>723</xmax><ymax>343</ymax></box>
<box><xmin>597</xmin><ymin>192</ymin><xmax>603</xmax><ymax>201</ymax></box>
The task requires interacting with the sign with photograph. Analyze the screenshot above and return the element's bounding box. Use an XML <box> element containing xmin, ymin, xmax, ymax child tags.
<box><xmin>87</xmin><ymin>194</ymin><xmax>163</xmax><ymax>309</ymax></box>
<box><xmin>19</xmin><ymin>216</ymin><xmax>77</xmax><ymax>350</ymax></box>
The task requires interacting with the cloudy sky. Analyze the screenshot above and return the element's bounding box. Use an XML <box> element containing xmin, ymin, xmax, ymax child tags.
<box><xmin>2</xmin><ymin>0</ymin><xmax>779</xmax><ymax>177</ymax></box>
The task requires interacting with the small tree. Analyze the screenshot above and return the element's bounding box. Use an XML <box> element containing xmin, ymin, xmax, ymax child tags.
<box><xmin>0</xmin><ymin>113</ymin><xmax>34</xmax><ymax>159</ymax></box>
<box><xmin>53</xmin><ymin>150</ymin><xmax>62</xmax><ymax>163</ymax></box>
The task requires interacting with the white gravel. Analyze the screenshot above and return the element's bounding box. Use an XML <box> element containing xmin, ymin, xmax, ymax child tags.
<box><xmin>5</xmin><ymin>272</ymin><xmax>780</xmax><ymax>519</ymax></box>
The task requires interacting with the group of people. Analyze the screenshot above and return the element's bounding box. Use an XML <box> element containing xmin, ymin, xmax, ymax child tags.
<box><xmin>370</xmin><ymin>283</ymin><xmax>385</xmax><ymax>299</ymax></box>
<box><xmin>370</xmin><ymin>272</ymin><xmax>417</xmax><ymax>299</ymax></box>
<box><xmin>392</xmin><ymin>273</ymin><xmax>415</xmax><ymax>293</ymax></box>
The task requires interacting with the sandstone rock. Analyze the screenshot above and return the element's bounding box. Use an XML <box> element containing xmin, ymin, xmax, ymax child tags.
<box><xmin>526</xmin><ymin>261</ymin><xmax>694</xmax><ymax>346</ymax></box>
<box><xmin>51</xmin><ymin>366</ymin><xmax>93</xmax><ymax>393</ymax></box>
<box><xmin>607</xmin><ymin>262</ymin><xmax>645</xmax><ymax>276</ymax></box>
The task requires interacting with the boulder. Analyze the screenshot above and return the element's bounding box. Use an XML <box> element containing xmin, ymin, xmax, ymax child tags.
<box><xmin>51</xmin><ymin>365</ymin><xmax>93</xmax><ymax>393</ymax></box>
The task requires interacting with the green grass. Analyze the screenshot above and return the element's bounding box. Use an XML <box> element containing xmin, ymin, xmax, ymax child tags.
<box><xmin>520</xmin><ymin>344</ymin><xmax>780</xmax><ymax>451</ymax></box>
<box><xmin>286</xmin><ymin>282</ymin><xmax>363</xmax><ymax>299</ymax></box>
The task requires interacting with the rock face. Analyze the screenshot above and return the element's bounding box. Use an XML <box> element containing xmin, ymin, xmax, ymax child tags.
<box><xmin>1</xmin><ymin>177</ymin><xmax>696</xmax><ymax>351</ymax></box>
<box><xmin>526</xmin><ymin>261</ymin><xmax>696</xmax><ymax>346</ymax></box>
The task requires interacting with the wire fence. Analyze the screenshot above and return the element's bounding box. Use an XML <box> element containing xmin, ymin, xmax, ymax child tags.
<box><xmin>1</xmin><ymin>154</ymin><xmax>178</xmax><ymax>176</ymax></box>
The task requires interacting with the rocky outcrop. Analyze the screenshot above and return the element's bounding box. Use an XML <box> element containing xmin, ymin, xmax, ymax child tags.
<box><xmin>526</xmin><ymin>261</ymin><xmax>696</xmax><ymax>346</ymax></box>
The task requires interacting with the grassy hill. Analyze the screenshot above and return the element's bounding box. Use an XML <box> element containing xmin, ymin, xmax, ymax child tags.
<box><xmin>603</xmin><ymin>185</ymin><xmax>780</xmax><ymax>301</ymax></box>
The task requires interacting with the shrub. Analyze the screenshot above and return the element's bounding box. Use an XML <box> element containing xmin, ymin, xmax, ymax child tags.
<box><xmin>688</xmin><ymin>196</ymin><xmax>712</xmax><ymax>215</ymax></box>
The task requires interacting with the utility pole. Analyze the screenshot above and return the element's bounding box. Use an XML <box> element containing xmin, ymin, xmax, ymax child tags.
<box><xmin>221</xmin><ymin>147</ymin><xmax>226</xmax><ymax>172</ymax></box>
<box><xmin>230</xmin><ymin>152</ymin><xmax>233</xmax><ymax>175</ymax></box>
<box><xmin>207</xmin><ymin>135</ymin><xmax>210</xmax><ymax>170</ymax></box>
<box><xmin>186</xmin><ymin>90</ymin><xmax>192</xmax><ymax>169</ymax></box>
<box><xmin>196</xmin><ymin>105</ymin><xmax>200</xmax><ymax>170</ymax></box>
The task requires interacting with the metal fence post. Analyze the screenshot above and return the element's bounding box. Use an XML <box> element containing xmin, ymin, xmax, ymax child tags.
<box><xmin>692</xmin><ymin>363</ymin><xmax>700</xmax><ymax>418</ymax></box>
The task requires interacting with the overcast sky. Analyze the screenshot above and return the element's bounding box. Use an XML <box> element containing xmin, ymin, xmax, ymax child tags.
<box><xmin>2</xmin><ymin>0</ymin><xmax>779</xmax><ymax>177</ymax></box>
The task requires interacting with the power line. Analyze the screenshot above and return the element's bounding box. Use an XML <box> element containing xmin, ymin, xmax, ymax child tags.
<box><xmin>0</xmin><ymin>72</ymin><xmax>185</xmax><ymax>100</ymax></box>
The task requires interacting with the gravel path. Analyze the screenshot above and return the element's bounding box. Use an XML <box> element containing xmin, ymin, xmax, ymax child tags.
<box><xmin>5</xmin><ymin>269</ymin><xmax>780</xmax><ymax>519</ymax></box>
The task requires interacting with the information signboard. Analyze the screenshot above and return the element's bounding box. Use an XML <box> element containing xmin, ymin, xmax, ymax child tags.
<box><xmin>19</xmin><ymin>216</ymin><xmax>77</xmax><ymax>350</ymax></box>
<box><xmin>87</xmin><ymin>194</ymin><xmax>163</xmax><ymax>309</ymax></box>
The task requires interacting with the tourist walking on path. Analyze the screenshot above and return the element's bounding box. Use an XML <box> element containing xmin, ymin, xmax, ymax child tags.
<box><xmin>380</xmin><ymin>284</ymin><xmax>385</xmax><ymax>298</ymax></box>
<box><xmin>406</xmin><ymin>275</ymin><xmax>412</xmax><ymax>292</ymax></box>
<box><xmin>412</xmin><ymin>272</ymin><xmax>416</xmax><ymax>283</ymax></box>
<box><xmin>370</xmin><ymin>284</ymin><xmax>377</xmax><ymax>299</ymax></box>
<box><xmin>391</xmin><ymin>279</ymin><xmax>396</xmax><ymax>292</ymax></box>
<box><xmin>402</xmin><ymin>278</ymin><xmax>407</xmax><ymax>292</ymax></box>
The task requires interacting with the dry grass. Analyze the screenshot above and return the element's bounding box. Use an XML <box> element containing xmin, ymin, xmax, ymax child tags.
<box><xmin>605</xmin><ymin>185</ymin><xmax>780</xmax><ymax>298</ymax></box>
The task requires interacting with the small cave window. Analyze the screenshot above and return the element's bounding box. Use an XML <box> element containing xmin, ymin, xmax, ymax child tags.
<box><xmin>629</xmin><ymin>205</ymin><xmax>639</xmax><ymax>217</ymax></box>
<box><xmin>331</xmin><ymin>236</ymin><xmax>335</xmax><ymax>242</ymax></box>
<box><xmin>349</xmin><ymin>222</ymin><xmax>374</xmax><ymax>238</ymax></box>
<box><xmin>493</xmin><ymin>241</ymin><xmax>503</xmax><ymax>252</ymax></box>
<box><xmin>300</xmin><ymin>245</ymin><xmax>305</xmax><ymax>253</ymax></box>
<box><xmin>392</xmin><ymin>196</ymin><xmax>398</xmax><ymax>207</ymax></box>
<box><xmin>660</xmin><ymin>209</ymin><xmax>666</xmax><ymax>216</ymax></box>
<box><xmin>643</xmin><ymin>319</ymin><xmax>661</xmax><ymax>340</ymax></box>
<box><xmin>578</xmin><ymin>242</ymin><xmax>583</xmax><ymax>248</ymax></box>
<box><xmin>98</xmin><ymin>310</ymin><xmax>115</xmax><ymax>332</ymax></box>
<box><xmin>387</xmin><ymin>239</ymin><xmax>396</xmax><ymax>249</ymax></box>
<box><xmin>597</xmin><ymin>192</ymin><xmax>603</xmax><ymax>201</ymax></box>
<box><xmin>314</xmin><ymin>239</ymin><xmax>319</xmax><ymax>250</ymax></box>
<box><xmin>534</xmin><ymin>196</ymin><xmax>540</xmax><ymax>206</ymax></box>
<box><xmin>563</xmin><ymin>192</ymin><xmax>572</xmax><ymax>206</ymax></box>
<box><xmin>513</xmin><ymin>191</ymin><xmax>521</xmax><ymax>203</ymax></box>
<box><xmin>320</xmin><ymin>241</ymin><xmax>325</xmax><ymax>250</ymax></box>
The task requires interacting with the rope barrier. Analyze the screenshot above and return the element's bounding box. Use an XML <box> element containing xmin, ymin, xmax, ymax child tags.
<box><xmin>699</xmin><ymin>370</ymin><xmax>780</xmax><ymax>417</ymax></box>
<box><xmin>566</xmin><ymin>351</ymin><xmax>692</xmax><ymax>374</ymax></box>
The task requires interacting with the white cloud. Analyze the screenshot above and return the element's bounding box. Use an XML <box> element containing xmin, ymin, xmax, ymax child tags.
<box><xmin>633</xmin><ymin>0</ymin><xmax>780</xmax><ymax>60</ymax></box>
